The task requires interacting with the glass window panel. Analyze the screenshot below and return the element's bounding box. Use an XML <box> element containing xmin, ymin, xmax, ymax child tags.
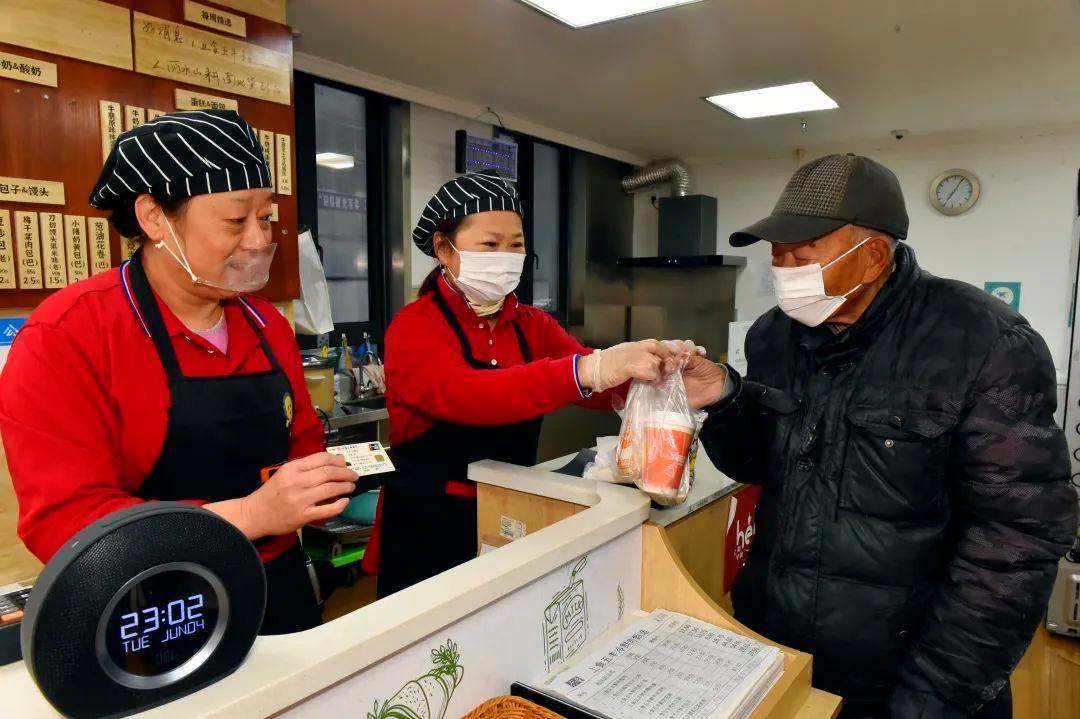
<box><xmin>531</xmin><ymin>142</ymin><xmax>561</xmax><ymax>312</ymax></box>
<box><xmin>313</xmin><ymin>83</ymin><xmax>369</xmax><ymax>323</ymax></box>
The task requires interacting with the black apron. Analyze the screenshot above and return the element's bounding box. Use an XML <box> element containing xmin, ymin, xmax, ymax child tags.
<box><xmin>376</xmin><ymin>291</ymin><xmax>543</xmax><ymax>597</ymax></box>
<box><xmin>128</xmin><ymin>253</ymin><xmax>321</xmax><ymax>635</ymax></box>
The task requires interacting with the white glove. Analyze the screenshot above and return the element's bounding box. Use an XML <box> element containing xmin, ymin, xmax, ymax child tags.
<box><xmin>579</xmin><ymin>339</ymin><xmax>705</xmax><ymax>393</ymax></box>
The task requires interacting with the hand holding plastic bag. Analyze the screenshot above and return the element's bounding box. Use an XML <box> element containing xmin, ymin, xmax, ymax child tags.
<box><xmin>615</xmin><ymin>350</ymin><xmax>705</xmax><ymax>506</ymax></box>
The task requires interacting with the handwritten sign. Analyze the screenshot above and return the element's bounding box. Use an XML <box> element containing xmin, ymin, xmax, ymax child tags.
<box><xmin>184</xmin><ymin>1</ymin><xmax>247</xmax><ymax>37</ymax></box>
<box><xmin>134</xmin><ymin>12</ymin><xmax>291</xmax><ymax>106</ymax></box>
<box><xmin>147</xmin><ymin>109</ymin><xmax>167</xmax><ymax>121</ymax></box>
<box><xmin>0</xmin><ymin>211</ymin><xmax>15</xmax><ymax>290</ymax></box>
<box><xmin>275</xmin><ymin>133</ymin><xmax>292</xmax><ymax>195</ymax></box>
<box><xmin>15</xmin><ymin>212</ymin><xmax>42</xmax><ymax>289</ymax></box>
<box><xmin>99</xmin><ymin>100</ymin><xmax>122</xmax><ymax>162</ymax></box>
<box><xmin>64</xmin><ymin>215</ymin><xmax>89</xmax><ymax>284</ymax></box>
<box><xmin>124</xmin><ymin>105</ymin><xmax>146</xmax><ymax>132</ymax></box>
<box><xmin>88</xmin><ymin>218</ymin><xmax>112</xmax><ymax>274</ymax></box>
<box><xmin>121</xmin><ymin>237</ymin><xmax>139</xmax><ymax>260</ymax></box>
<box><xmin>40</xmin><ymin>212</ymin><xmax>67</xmax><ymax>288</ymax></box>
<box><xmin>0</xmin><ymin>50</ymin><xmax>57</xmax><ymax>87</ymax></box>
<box><xmin>174</xmin><ymin>88</ymin><xmax>238</xmax><ymax>112</ymax></box>
<box><xmin>0</xmin><ymin>176</ymin><xmax>65</xmax><ymax>206</ymax></box>
<box><xmin>258</xmin><ymin>129</ymin><xmax>275</xmax><ymax>185</ymax></box>
<box><xmin>270</xmin><ymin>203</ymin><xmax>279</xmax><ymax>222</ymax></box>
<box><xmin>0</xmin><ymin>0</ymin><xmax>132</xmax><ymax>71</ymax></box>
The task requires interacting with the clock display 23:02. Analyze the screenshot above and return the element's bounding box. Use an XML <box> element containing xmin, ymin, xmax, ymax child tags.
<box><xmin>118</xmin><ymin>593</ymin><xmax>207</xmax><ymax>654</ymax></box>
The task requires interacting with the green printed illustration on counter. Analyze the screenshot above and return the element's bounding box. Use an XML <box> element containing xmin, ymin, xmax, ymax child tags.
<box><xmin>367</xmin><ymin>640</ymin><xmax>464</xmax><ymax>719</ymax></box>
<box><xmin>617</xmin><ymin>583</ymin><xmax>625</xmax><ymax>621</ymax></box>
<box><xmin>542</xmin><ymin>556</ymin><xmax>589</xmax><ymax>670</ymax></box>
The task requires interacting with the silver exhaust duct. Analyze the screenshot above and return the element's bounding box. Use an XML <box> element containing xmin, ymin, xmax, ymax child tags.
<box><xmin>620</xmin><ymin>160</ymin><xmax>692</xmax><ymax>197</ymax></box>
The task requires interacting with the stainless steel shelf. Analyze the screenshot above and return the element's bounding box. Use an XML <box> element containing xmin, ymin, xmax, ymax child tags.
<box><xmin>328</xmin><ymin>407</ymin><xmax>389</xmax><ymax>430</ymax></box>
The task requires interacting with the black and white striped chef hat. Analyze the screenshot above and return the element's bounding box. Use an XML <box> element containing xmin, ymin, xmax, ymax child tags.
<box><xmin>412</xmin><ymin>169</ymin><xmax>523</xmax><ymax>256</ymax></box>
<box><xmin>89</xmin><ymin>110</ymin><xmax>272</xmax><ymax>210</ymax></box>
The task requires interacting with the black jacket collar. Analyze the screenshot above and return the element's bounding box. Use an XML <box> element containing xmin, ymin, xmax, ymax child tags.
<box><xmin>797</xmin><ymin>242</ymin><xmax>921</xmax><ymax>364</ymax></box>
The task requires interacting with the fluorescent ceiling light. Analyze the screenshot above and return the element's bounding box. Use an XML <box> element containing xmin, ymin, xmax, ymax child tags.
<box><xmin>705</xmin><ymin>82</ymin><xmax>839</xmax><ymax>119</ymax></box>
<box><xmin>518</xmin><ymin>0</ymin><xmax>705</xmax><ymax>29</ymax></box>
<box><xmin>315</xmin><ymin>152</ymin><xmax>355</xmax><ymax>170</ymax></box>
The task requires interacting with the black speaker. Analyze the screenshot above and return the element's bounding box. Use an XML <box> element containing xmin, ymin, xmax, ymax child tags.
<box><xmin>21</xmin><ymin>503</ymin><xmax>266</xmax><ymax>718</ymax></box>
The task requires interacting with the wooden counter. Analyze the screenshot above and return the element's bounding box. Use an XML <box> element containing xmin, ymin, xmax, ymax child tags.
<box><xmin>475</xmin><ymin>461</ymin><xmax>840</xmax><ymax>719</ymax></box>
<box><xmin>0</xmin><ymin>459</ymin><xmax>839</xmax><ymax>718</ymax></box>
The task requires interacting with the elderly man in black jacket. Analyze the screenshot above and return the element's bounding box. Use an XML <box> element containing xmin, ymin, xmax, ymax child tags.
<box><xmin>684</xmin><ymin>154</ymin><xmax>1077</xmax><ymax>718</ymax></box>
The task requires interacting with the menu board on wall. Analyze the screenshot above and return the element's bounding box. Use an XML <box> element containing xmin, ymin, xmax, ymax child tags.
<box><xmin>0</xmin><ymin>0</ymin><xmax>299</xmax><ymax>307</ymax></box>
<box><xmin>207</xmin><ymin>0</ymin><xmax>286</xmax><ymax>23</ymax></box>
<box><xmin>0</xmin><ymin>50</ymin><xmax>57</xmax><ymax>87</ymax></box>
<box><xmin>175</xmin><ymin>89</ymin><xmax>239</xmax><ymax>112</ymax></box>
<box><xmin>124</xmin><ymin>105</ymin><xmax>146</xmax><ymax>132</ymax></box>
<box><xmin>88</xmin><ymin>218</ymin><xmax>112</xmax><ymax>276</ymax></box>
<box><xmin>0</xmin><ymin>211</ymin><xmax>15</xmax><ymax>290</ymax></box>
<box><xmin>275</xmin><ymin>133</ymin><xmax>292</xmax><ymax>195</ymax></box>
<box><xmin>99</xmin><ymin>100</ymin><xmax>122</xmax><ymax>162</ymax></box>
<box><xmin>184</xmin><ymin>1</ymin><xmax>248</xmax><ymax>37</ymax></box>
<box><xmin>133</xmin><ymin>12</ymin><xmax>291</xmax><ymax>106</ymax></box>
<box><xmin>15</xmin><ymin>212</ymin><xmax>42</xmax><ymax>290</ymax></box>
<box><xmin>65</xmin><ymin>215</ymin><xmax>90</xmax><ymax>284</ymax></box>
<box><xmin>0</xmin><ymin>177</ymin><xmax>65</xmax><ymax>206</ymax></box>
<box><xmin>0</xmin><ymin>0</ymin><xmax>132</xmax><ymax>70</ymax></box>
<box><xmin>40</xmin><ymin>212</ymin><xmax>67</xmax><ymax>289</ymax></box>
<box><xmin>259</xmin><ymin>129</ymin><xmax>275</xmax><ymax>185</ymax></box>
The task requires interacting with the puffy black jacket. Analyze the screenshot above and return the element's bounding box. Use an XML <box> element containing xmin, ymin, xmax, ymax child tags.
<box><xmin>700</xmin><ymin>243</ymin><xmax>1076</xmax><ymax>713</ymax></box>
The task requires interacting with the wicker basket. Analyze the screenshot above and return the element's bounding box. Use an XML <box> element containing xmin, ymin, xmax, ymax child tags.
<box><xmin>462</xmin><ymin>696</ymin><xmax>567</xmax><ymax>719</ymax></box>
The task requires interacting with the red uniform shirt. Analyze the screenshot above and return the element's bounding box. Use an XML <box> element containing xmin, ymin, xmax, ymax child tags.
<box><xmin>385</xmin><ymin>275</ymin><xmax>620</xmax><ymax>447</ymax></box>
<box><xmin>0</xmin><ymin>265</ymin><xmax>324</xmax><ymax>563</ymax></box>
<box><xmin>364</xmin><ymin>276</ymin><xmax>623</xmax><ymax>575</ymax></box>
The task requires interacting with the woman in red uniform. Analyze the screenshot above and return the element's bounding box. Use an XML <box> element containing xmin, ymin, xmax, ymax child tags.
<box><xmin>0</xmin><ymin>110</ymin><xmax>356</xmax><ymax>634</ymax></box>
<box><xmin>367</xmin><ymin>170</ymin><xmax>686</xmax><ymax>596</ymax></box>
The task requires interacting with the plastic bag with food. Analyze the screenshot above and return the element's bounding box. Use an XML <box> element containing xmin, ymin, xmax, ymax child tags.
<box><xmin>615</xmin><ymin>360</ymin><xmax>705</xmax><ymax>506</ymax></box>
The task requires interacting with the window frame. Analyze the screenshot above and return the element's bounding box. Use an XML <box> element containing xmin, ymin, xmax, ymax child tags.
<box><xmin>512</xmin><ymin>134</ymin><xmax>571</xmax><ymax>327</ymax></box>
<box><xmin>294</xmin><ymin>70</ymin><xmax>392</xmax><ymax>347</ymax></box>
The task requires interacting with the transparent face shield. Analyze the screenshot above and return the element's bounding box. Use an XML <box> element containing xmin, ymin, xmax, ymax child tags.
<box><xmin>158</xmin><ymin>217</ymin><xmax>276</xmax><ymax>294</ymax></box>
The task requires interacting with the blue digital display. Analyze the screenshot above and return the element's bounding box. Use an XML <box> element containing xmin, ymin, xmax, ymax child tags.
<box><xmin>462</xmin><ymin>133</ymin><xmax>518</xmax><ymax>181</ymax></box>
<box><xmin>117</xmin><ymin>594</ymin><xmax>206</xmax><ymax>652</ymax></box>
<box><xmin>103</xmin><ymin>570</ymin><xmax>219</xmax><ymax>678</ymax></box>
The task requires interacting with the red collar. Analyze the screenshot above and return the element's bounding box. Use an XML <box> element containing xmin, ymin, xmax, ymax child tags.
<box><xmin>436</xmin><ymin>273</ymin><xmax>519</xmax><ymax>323</ymax></box>
<box><xmin>119</xmin><ymin>259</ymin><xmax>267</xmax><ymax>357</ymax></box>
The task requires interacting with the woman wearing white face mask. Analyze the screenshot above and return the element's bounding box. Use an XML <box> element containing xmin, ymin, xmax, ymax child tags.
<box><xmin>366</xmin><ymin>170</ymin><xmax>684</xmax><ymax>596</ymax></box>
<box><xmin>0</xmin><ymin>111</ymin><xmax>357</xmax><ymax>634</ymax></box>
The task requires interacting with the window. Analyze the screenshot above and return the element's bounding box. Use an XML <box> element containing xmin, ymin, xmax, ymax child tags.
<box><xmin>314</xmin><ymin>84</ymin><xmax>369</xmax><ymax>323</ymax></box>
<box><xmin>531</xmin><ymin>142</ymin><xmax>562</xmax><ymax>312</ymax></box>
<box><xmin>295</xmin><ymin>72</ymin><xmax>389</xmax><ymax>344</ymax></box>
<box><xmin>516</xmin><ymin>137</ymin><xmax>570</xmax><ymax>324</ymax></box>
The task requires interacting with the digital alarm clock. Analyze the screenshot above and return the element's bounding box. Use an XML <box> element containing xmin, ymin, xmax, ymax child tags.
<box><xmin>21</xmin><ymin>503</ymin><xmax>266</xmax><ymax>718</ymax></box>
<box><xmin>97</xmin><ymin>561</ymin><xmax>227</xmax><ymax>689</ymax></box>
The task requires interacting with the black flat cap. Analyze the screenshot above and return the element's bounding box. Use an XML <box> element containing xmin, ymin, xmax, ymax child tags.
<box><xmin>412</xmin><ymin>169</ymin><xmax>523</xmax><ymax>256</ymax></box>
<box><xmin>731</xmin><ymin>153</ymin><xmax>909</xmax><ymax>247</ymax></box>
<box><xmin>89</xmin><ymin>110</ymin><xmax>272</xmax><ymax>210</ymax></box>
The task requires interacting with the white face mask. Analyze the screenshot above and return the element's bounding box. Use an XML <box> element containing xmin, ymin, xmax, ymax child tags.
<box><xmin>770</xmin><ymin>237</ymin><xmax>871</xmax><ymax>327</ymax></box>
<box><xmin>158</xmin><ymin>217</ymin><xmax>276</xmax><ymax>294</ymax></box>
<box><xmin>444</xmin><ymin>245</ymin><xmax>526</xmax><ymax>307</ymax></box>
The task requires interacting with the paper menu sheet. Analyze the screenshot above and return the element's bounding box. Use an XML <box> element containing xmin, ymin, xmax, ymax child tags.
<box><xmin>542</xmin><ymin>610</ymin><xmax>783</xmax><ymax>719</ymax></box>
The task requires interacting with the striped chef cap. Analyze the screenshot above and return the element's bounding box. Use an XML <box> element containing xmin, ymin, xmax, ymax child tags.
<box><xmin>412</xmin><ymin>169</ymin><xmax>523</xmax><ymax>256</ymax></box>
<box><xmin>89</xmin><ymin>110</ymin><xmax>272</xmax><ymax>209</ymax></box>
